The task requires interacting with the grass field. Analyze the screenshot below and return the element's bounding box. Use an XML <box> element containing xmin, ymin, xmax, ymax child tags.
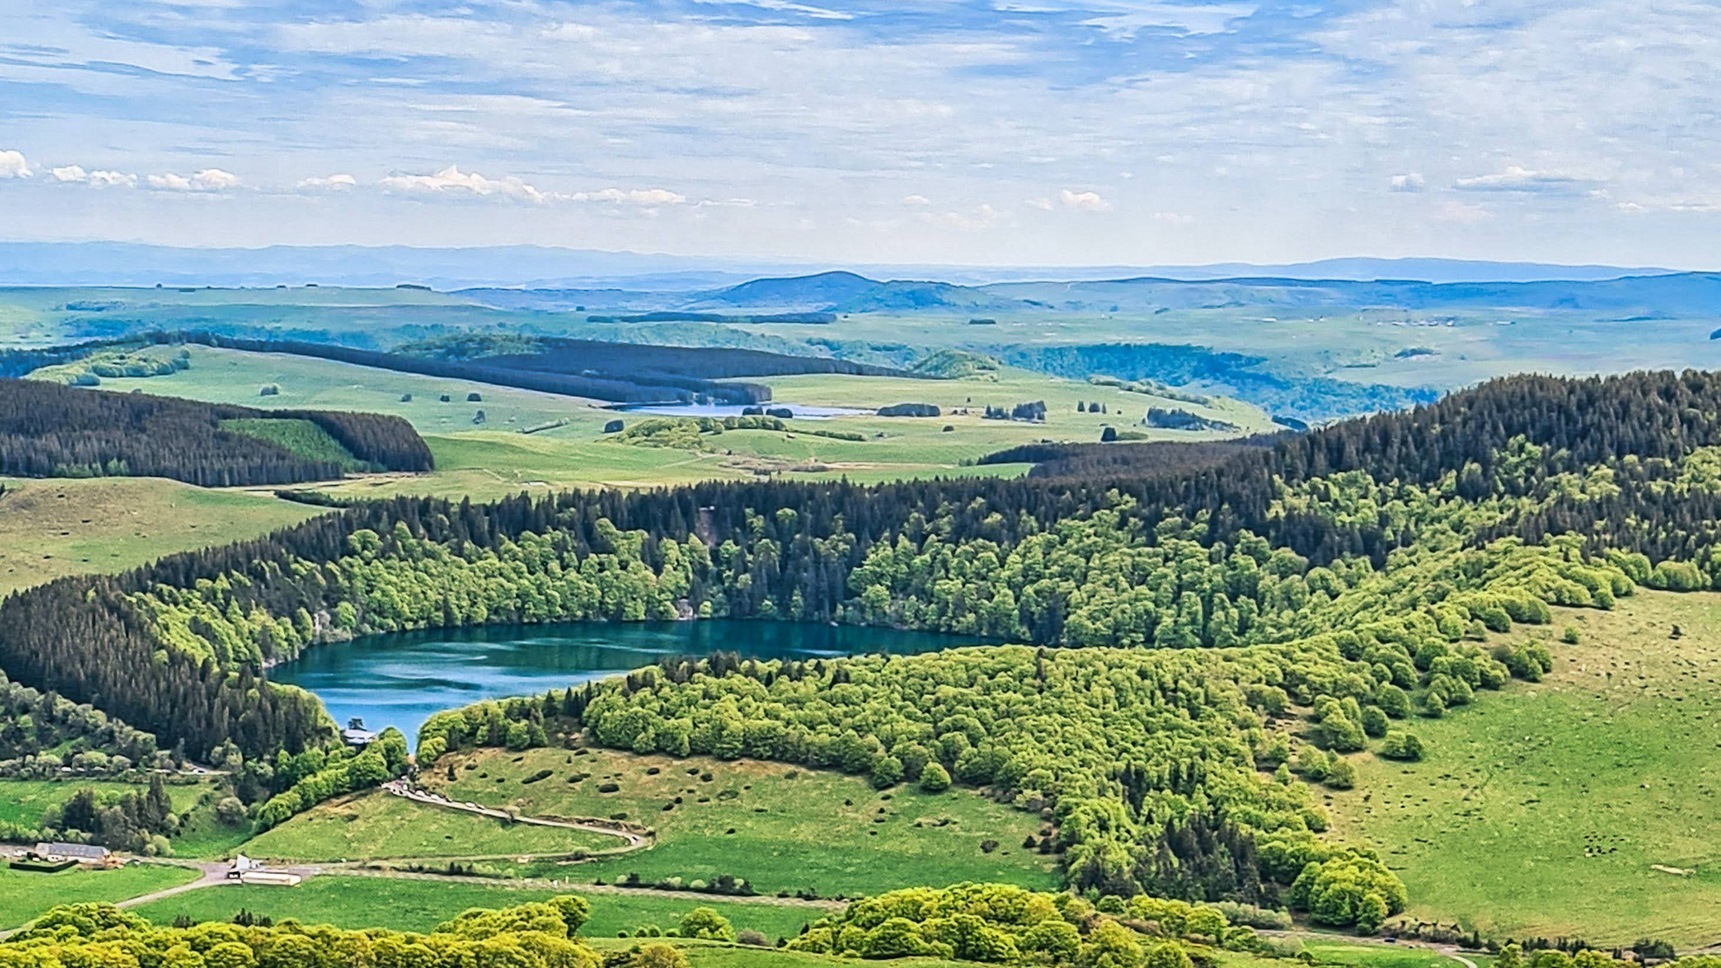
<box><xmin>128</xmin><ymin>874</ymin><xmax>824</xmax><ymax>939</ymax></box>
<box><xmin>1327</xmin><ymin>590</ymin><xmax>1721</xmax><ymax>948</ymax></box>
<box><xmin>0</xmin><ymin>476</ymin><xmax>324</xmax><ymax>596</ymax></box>
<box><xmin>90</xmin><ymin>345</ymin><xmax>1266</xmax><ymax>495</ymax></box>
<box><xmin>0</xmin><ymin>863</ymin><xmax>200</xmax><ymax>930</ymax></box>
<box><xmin>1297</xmin><ymin>940</ymin><xmax>1483</xmax><ymax>968</ymax></box>
<box><xmin>421</xmin><ymin>747</ymin><xmax>1059</xmax><ymax>899</ymax></box>
<box><xmin>0</xmin><ymin>778</ymin><xmax>213</xmax><ymax>828</ymax></box>
<box><xmin>241</xmin><ymin>790</ymin><xmax>621</xmax><ymax>863</ymax></box>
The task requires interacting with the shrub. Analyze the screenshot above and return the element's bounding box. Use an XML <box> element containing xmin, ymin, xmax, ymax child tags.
<box><xmin>678</xmin><ymin>907</ymin><xmax>735</xmax><ymax>942</ymax></box>
<box><xmin>918</xmin><ymin>762</ymin><xmax>951</xmax><ymax>792</ymax></box>
<box><xmin>870</xmin><ymin>755</ymin><xmax>904</xmax><ymax>789</ymax></box>
<box><xmin>1379</xmin><ymin>731</ymin><xmax>1425</xmax><ymax>761</ymax></box>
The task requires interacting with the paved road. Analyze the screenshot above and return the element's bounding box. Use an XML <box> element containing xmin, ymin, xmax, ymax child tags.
<box><xmin>333</xmin><ymin>867</ymin><xmax>843</xmax><ymax>910</ymax></box>
<box><xmin>116</xmin><ymin>862</ymin><xmax>235</xmax><ymax>910</ymax></box>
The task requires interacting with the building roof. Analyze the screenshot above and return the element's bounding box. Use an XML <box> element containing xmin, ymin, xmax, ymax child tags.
<box><xmin>37</xmin><ymin>842</ymin><xmax>110</xmax><ymax>859</ymax></box>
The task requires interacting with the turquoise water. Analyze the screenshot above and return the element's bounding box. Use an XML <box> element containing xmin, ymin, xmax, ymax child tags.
<box><xmin>269</xmin><ymin>620</ymin><xmax>977</xmax><ymax>740</ymax></box>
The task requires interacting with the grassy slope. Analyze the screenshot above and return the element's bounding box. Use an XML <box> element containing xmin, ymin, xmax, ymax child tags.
<box><xmin>1326</xmin><ymin>590</ymin><xmax>1721</xmax><ymax>948</ymax></box>
<box><xmin>128</xmin><ymin>874</ymin><xmax>823</xmax><ymax>939</ymax></box>
<box><xmin>422</xmin><ymin>748</ymin><xmax>1058</xmax><ymax>899</ymax></box>
<box><xmin>0</xmin><ymin>864</ymin><xmax>200</xmax><ymax>930</ymax></box>
<box><xmin>222</xmin><ymin>418</ymin><xmax>363</xmax><ymax>469</ymax></box>
<box><xmin>0</xmin><ymin>779</ymin><xmax>212</xmax><ymax>827</ymax></box>
<box><xmin>90</xmin><ymin>346</ymin><xmax>1268</xmax><ymax>494</ymax></box>
<box><xmin>241</xmin><ymin>790</ymin><xmax>620</xmax><ymax>863</ymax></box>
<box><xmin>0</xmin><ymin>476</ymin><xmax>323</xmax><ymax>596</ymax></box>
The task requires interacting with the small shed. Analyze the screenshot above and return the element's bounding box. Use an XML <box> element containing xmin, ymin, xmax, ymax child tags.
<box><xmin>239</xmin><ymin>869</ymin><xmax>303</xmax><ymax>887</ymax></box>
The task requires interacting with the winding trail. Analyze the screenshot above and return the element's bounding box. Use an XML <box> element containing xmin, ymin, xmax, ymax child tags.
<box><xmin>381</xmin><ymin>780</ymin><xmax>652</xmax><ymax>854</ymax></box>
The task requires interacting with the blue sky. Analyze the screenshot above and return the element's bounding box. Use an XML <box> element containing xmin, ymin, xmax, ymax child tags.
<box><xmin>1</xmin><ymin>0</ymin><xmax>1717</xmax><ymax>267</ymax></box>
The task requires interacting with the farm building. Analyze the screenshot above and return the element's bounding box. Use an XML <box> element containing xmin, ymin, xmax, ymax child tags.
<box><xmin>33</xmin><ymin>842</ymin><xmax>111</xmax><ymax>864</ymax></box>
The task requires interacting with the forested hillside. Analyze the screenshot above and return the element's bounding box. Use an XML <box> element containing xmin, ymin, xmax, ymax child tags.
<box><xmin>2</xmin><ymin>370</ymin><xmax>1720</xmax><ymax>934</ymax></box>
<box><xmin>150</xmin><ymin>332</ymin><xmax>912</xmax><ymax>405</ymax></box>
<box><xmin>0</xmin><ymin>378</ymin><xmax>432</xmax><ymax>485</ymax></box>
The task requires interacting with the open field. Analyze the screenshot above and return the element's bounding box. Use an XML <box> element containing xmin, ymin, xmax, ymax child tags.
<box><xmin>0</xmin><ymin>778</ymin><xmax>211</xmax><ymax>828</ymax></box>
<box><xmin>242</xmin><ymin>790</ymin><xmax>621</xmax><ymax>863</ymax></box>
<box><xmin>1295</xmin><ymin>939</ymin><xmax>1486</xmax><ymax>968</ymax></box>
<box><xmin>0</xmin><ymin>476</ymin><xmax>323</xmax><ymax>596</ymax></box>
<box><xmin>87</xmin><ymin>344</ymin><xmax>1245</xmax><ymax>493</ymax></box>
<box><xmin>0</xmin><ymin>863</ymin><xmax>201</xmax><ymax>930</ymax></box>
<box><xmin>128</xmin><ymin>873</ymin><xmax>823</xmax><ymax>938</ymax></box>
<box><xmin>422</xmin><ymin>747</ymin><xmax>1059</xmax><ymax>899</ymax></box>
<box><xmin>93</xmin><ymin>345</ymin><xmax>616</xmax><ymax>435</ymax></box>
<box><xmin>1327</xmin><ymin>590</ymin><xmax>1721</xmax><ymax>948</ymax></box>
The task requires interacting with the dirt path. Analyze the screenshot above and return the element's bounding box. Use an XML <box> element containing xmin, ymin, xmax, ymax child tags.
<box><xmin>382</xmin><ymin>780</ymin><xmax>651</xmax><ymax>853</ymax></box>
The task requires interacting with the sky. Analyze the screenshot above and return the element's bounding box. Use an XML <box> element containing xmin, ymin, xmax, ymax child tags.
<box><xmin>1</xmin><ymin>0</ymin><xmax>1718</xmax><ymax>268</ymax></box>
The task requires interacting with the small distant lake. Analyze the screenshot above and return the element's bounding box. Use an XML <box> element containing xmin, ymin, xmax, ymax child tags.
<box><xmin>613</xmin><ymin>403</ymin><xmax>870</xmax><ymax>420</ymax></box>
<box><xmin>270</xmin><ymin>620</ymin><xmax>979</xmax><ymax>740</ymax></box>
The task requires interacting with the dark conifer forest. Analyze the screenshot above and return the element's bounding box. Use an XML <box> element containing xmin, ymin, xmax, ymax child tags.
<box><xmin>0</xmin><ymin>377</ymin><xmax>432</xmax><ymax>485</ymax></box>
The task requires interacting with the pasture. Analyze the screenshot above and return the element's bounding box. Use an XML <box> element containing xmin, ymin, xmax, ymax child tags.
<box><xmin>421</xmin><ymin>747</ymin><xmax>1060</xmax><ymax>899</ymax></box>
<box><xmin>85</xmin><ymin>344</ymin><xmax>1252</xmax><ymax>494</ymax></box>
<box><xmin>241</xmin><ymin>790</ymin><xmax>622</xmax><ymax>864</ymax></box>
<box><xmin>1326</xmin><ymin>591</ymin><xmax>1721</xmax><ymax>947</ymax></box>
<box><xmin>0</xmin><ymin>863</ymin><xmax>200</xmax><ymax>930</ymax></box>
<box><xmin>127</xmin><ymin>873</ymin><xmax>824</xmax><ymax>939</ymax></box>
<box><xmin>0</xmin><ymin>476</ymin><xmax>323</xmax><ymax>596</ymax></box>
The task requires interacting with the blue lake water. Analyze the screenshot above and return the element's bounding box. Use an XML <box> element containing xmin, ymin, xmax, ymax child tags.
<box><xmin>269</xmin><ymin>620</ymin><xmax>977</xmax><ymax>740</ymax></box>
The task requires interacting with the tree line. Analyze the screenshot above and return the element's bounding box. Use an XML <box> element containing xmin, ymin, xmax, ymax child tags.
<box><xmin>0</xmin><ymin>377</ymin><xmax>431</xmax><ymax>486</ymax></box>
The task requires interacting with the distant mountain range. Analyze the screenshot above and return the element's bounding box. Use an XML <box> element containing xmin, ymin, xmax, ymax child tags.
<box><xmin>0</xmin><ymin>242</ymin><xmax>1692</xmax><ymax>289</ymax></box>
<box><xmin>458</xmin><ymin>269</ymin><xmax>1721</xmax><ymax>320</ymax></box>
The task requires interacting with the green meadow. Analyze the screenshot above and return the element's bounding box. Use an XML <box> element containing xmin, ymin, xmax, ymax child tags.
<box><xmin>423</xmin><ymin>747</ymin><xmax>1060</xmax><ymax>899</ymax></box>
<box><xmin>1327</xmin><ymin>591</ymin><xmax>1721</xmax><ymax>947</ymax></box>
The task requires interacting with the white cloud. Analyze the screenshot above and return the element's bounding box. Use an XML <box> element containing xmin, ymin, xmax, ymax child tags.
<box><xmin>1436</xmin><ymin>200</ymin><xmax>1493</xmax><ymax>224</ymax></box>
<box><xmin>147</xmin><ymin>169</ymin><xmax>242</xmax><ymax>192</ymax></box>
<box><xmin>1152</xmin><ymin>211</ymin><xmax>1195</xmax><ymax>226</ymax></box>
<box><xmin>1024</xmin><ymin>197</ymin><xmax>1054</xmax><ymax>211</ymax></box>
<box><xmin>47</xmin><ymin>165</ymin><xmax>138</xmax><ymax>187</ymax></box>
<box><xmin>921</xmin><ymin>203</ymin><xmax>1004</xmax><ymax>231</ymax></box>
<box><xmin>0</xmin><ymin>150</ymin><xmax>31</xmax><ymax>179</ymax></box>
<box><xmin>1059</xmin><ymin>189</ymin><xmax>1112</xmax><ymax>212</ymax></box>
<box><xmin>380</xmin><ymin>165</ymin><xmax>548</xmax><ymax>203</ymax></box>
<box><xmin>1454</xmin><ymin>166</ymin><xmax>1585</xmax><ymax>193</ymax></box>
<box><xmin>569</xmin><ymin>187</ymin><xmax>686</xmax><ymax>206</ymax></box>
<box><xmin>901</xmin><ymin>194</ymin><xmax>931</xmax><ymax>206</ymax></box>
<box><xmin>1389</xmin><ymin>173</ymin><xmax>1425</xmax><ymax>193</ymax></box>
<box><xmin>298</xmin><ymin>174</ymin><xmax>358</xmax><ymax>191</ymax></box>
<box><xmin>89</xmin><ymin>170</ymin><xmax>139</xmax><ymax>188</ymax></box>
